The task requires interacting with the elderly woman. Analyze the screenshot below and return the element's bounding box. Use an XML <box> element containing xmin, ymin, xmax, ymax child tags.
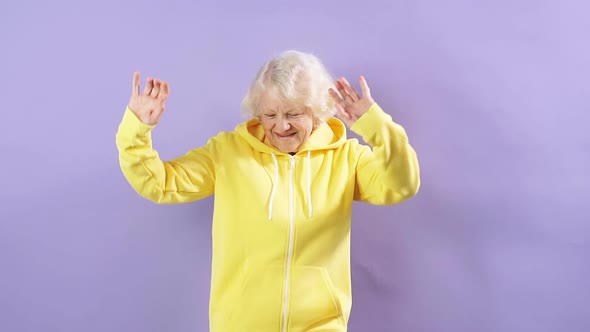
<box><xmin>116</xmin><ymin>50</ymin><xmax>420</xmax><ymax>332</ymax></box>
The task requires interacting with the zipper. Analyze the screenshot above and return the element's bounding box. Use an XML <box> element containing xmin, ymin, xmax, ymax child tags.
<box><xmin>281</xmin><ymin>155</ymin><xmax>296</xmax><ymax>332</ymax></box>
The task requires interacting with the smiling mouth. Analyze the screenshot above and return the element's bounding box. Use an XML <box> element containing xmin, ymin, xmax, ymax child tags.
<box><xmin>275</xmin><ymin>132</ymin><xmax>296</xmax><ymax>139</ymax></box>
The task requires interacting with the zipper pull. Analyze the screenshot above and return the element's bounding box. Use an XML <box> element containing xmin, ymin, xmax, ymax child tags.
<box><xmin>290</xmin><ymin>155</ymin><xmax>295</xmax><ymax>168</ymax></box>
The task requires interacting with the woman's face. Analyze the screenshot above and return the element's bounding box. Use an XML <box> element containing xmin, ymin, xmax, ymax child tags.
<box><xmin>259</xmin><ymin>94</ymin><xmax>314</xmax><ymax>153</ymax></box>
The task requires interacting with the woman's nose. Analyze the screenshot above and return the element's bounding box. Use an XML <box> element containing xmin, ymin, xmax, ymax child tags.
<box><xmin>277</xmin><ymin>118</ymin><xmax>291</xmax><ymax>131</ymax></box>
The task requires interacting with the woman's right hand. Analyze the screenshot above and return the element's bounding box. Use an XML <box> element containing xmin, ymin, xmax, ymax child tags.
<box><xmin>128</xmin><ymin>71</ymin><xmax>170</xmax><ymax>125</ymax></box>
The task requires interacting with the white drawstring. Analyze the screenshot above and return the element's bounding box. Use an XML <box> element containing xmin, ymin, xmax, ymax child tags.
<box><xmin>306</xmin><ymin>150</ymin><xmax>313</xmax><ymax>218</ymax></box>
<box><xmin>268</xmin><ymin>153</ymin><xmax>279</xmax><ymax>220</ymax></box>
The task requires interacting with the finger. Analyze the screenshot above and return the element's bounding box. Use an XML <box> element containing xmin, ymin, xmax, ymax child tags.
<box><xmin>335</xmin><ymin>80</ymin><xmax>347</xmax><ymax>98</ymax></box>
<box><xmin>143</xmin><ymin>77</ymin><xmax>154</xmax><ymax>95</ymax></box>
<box><xmin>329</xmin><ymin>87</ymin><xmax>349</xmax><ymax>109</ymax></box>
<box><xmin>340</xmin><ymin>77</ymin><xmax>360</xmax><ymax>101</ymax></box>
<box><xmin>359</xmin><ymin>75</ymin><xmax>371</xmax><ymax>98</ymax></box>
<box><xmin>344</xmin><ymin>94</ymin><xmax>355</xmax><ymax>105</ymax></box>
<box><xmin>150</xmin><ymin>80</ymin><xmax>161</xmax><ymax>98</ymax></box>
<box><xmin>159</xmin><ymin>81</ymin><xmax>170</xmax><ymax>101</ymax></box>
<box><xmin>329</xmin><ymin>87</ymin><xmax>344</xmax><ymax>103</ymax></box>
<box><xmin>132</xmin><ymin>71</ymin><xmax>140</xmax><ymax>96</ymax></box>
<box><xmin>335</xmin><ymin>103</ymin><xmax>351</xmax><ymax>121</ymax></box>
<box><xmin>336</xmin><ymin>80</ymin><xmax>357</xmax><ymax>105</ymax></box>
<box><xmin>335</xmin><ymin>80</ymin><xmax>353</xmax><ymax>105</ymax></box>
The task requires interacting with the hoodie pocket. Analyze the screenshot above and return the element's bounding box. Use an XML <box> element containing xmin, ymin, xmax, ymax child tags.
<box><xmin>232</xmin><ymin>263</ymin><xmax>284</xmax><ymax>330</ymax></box>
<box><xmin>232</xmin><ymin>263</ymin><xmax>345</xmax><ymax>331</ymax></box>
<box><xmin>289</xmin><ymin>266</ymin><xmax>345</xmax><ymax>331</ymax></box>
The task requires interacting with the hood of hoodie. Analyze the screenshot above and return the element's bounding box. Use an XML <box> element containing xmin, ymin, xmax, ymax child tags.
<box><xmin>235</xmin><ymin>116</ymin><xmax>348</xmax><ymax>154</ymax></box>
<box><xmin>234</xmin><ymin>116</ymin><xmax>348</xmax><ymax>221</ymax></box>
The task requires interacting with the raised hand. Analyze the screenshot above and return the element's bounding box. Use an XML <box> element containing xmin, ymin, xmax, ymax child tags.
<box><xmin>128</xmin><ymin>71</ymin><xmax>170</xmax><ymax>125</ymax></box>
<box><xmin>329</xmin><ymin>76</ymin><xmax>375</xmax><ymax>128</ymax></box>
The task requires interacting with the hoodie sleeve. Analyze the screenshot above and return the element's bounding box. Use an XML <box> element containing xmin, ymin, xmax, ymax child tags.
<box><xmin>350</xmin><ymin>103</ymin><xmax>420</xmax><ymax>205</ymax></box>
<box><xmin>115</xmin><ymin>107</ymin><xmax>216</xmax><ymax>204</ymax></box>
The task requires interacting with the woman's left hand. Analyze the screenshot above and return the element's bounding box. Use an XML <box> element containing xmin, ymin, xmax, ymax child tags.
<box><xmin>329</xmin><ymin>76</ymin><xmax>375</xmax><ymax>128</ymax></box>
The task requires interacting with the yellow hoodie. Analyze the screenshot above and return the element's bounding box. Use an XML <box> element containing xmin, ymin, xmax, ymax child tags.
<box><xmin>115</xmin><ymin>103</ymin><xmax>420</xmax><ymax>332</ymax></box>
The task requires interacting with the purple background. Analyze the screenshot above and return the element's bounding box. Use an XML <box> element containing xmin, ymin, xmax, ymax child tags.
<box><xmin>1</xmin><ymin>0</ymin><xmax>589</xmax><ymax>331</ymax></box>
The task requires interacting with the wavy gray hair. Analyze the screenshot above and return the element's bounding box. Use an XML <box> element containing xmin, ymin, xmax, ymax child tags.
<box><xmin>241</xmin><ymin>50</ymin><xmax>338</xmax><ymax>126</ymax></box>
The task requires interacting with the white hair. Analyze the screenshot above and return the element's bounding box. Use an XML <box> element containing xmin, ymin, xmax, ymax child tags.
<box><xmin>240</xmin><ymin>50</ymin><xmax>338</xmax><ymax>125</ymax></box>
